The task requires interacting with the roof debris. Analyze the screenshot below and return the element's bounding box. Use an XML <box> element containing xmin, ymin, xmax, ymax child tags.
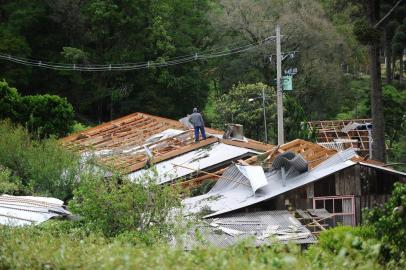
<box><xmin>173</xmin><ymin>210</ymin><xmax>316</xmax><ymax>250</ymax></box>
<box><xmin>0</xmin><ymin>195</ymin><xmax>72</xmax><ymax>227</ymax></box>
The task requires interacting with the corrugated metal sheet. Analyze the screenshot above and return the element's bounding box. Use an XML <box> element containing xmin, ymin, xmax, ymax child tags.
<box><xmin>359</xmin><ymin>162</ymin><xmax>406</xmax><ymax>177</ymax></box>
<box><xmin>0</xmin><ymin>195</ymin><xmax>71</xmax><ymax>227</ymax></box>
<box><xmin>129</xmin><ymin>142</ymin><xmax>259</xmax><ymax>184</ymax></box>
<box><xmin>183</xmin><ymin>149</ymin><xmax>357</xmax><ymax>217</ymax></box>
<box><xmin>173</xmin><ymin>210</ymin><xmax>316</xmax><ymax>250</ymax></box>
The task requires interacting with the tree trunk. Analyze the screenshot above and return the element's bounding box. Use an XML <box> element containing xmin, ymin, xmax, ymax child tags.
<box><xmin>400</xmin><ymin>50</ymin><xmax>404</xmax><ymax>83</ymax></box>
<box><xmin>368</xmin><ymin>0</ymin><xmax>386</xmax><ymax>162</ymax></box>
<box><xmin>384</xmin><ymin>30</ymin><xmax>392</xmax><ymax>84</ymax></box>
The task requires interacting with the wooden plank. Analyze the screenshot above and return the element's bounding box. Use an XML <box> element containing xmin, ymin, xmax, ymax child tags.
<box><xmin>61</xmin><ymin>112</ymin><xmax>143</xmax><ymax>142</ymax></box>
<box><xmin>222</xmin><ymin>139</ymin><xmax>274</xmax><ymax>152</ymax></box>
<box><xmin>123</xmin><ymin>137</ymin><xmax>219</xmax><ymax>173</ymax></box>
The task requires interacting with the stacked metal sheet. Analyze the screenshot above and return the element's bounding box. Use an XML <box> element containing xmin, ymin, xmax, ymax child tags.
<box><xmin>173</xmin><ymin>211</ymin><xmax>316</xmax><ymax>250</ymax></box>
<box><xmin>0</xmin><ymin>195</ymin><xmax>71</xmax><ymax>227</ymax></box>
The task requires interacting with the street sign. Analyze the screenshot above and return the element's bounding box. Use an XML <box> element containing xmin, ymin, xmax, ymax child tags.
<box><xmin>282</xmin><ymin>75</ymin><xmax>293</xmax><ymax>91</ymax></box>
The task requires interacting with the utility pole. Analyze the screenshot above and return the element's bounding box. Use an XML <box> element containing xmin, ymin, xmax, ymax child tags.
<box><xmin>262</xmin><ymin>86</ymin><xmax>268</xmax><ymax>143</ymax></box>
<box><xmin>276</xmin><ymin>25</ymin><xmax>284</xmax><ymax>145</ymax></box>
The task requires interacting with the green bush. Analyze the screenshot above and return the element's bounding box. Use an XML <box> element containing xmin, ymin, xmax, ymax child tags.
<box><xmin>315</xmin><ymin>226</ymin><xmax>375</xmax><ymax>253</ymax></box>
<box><xmin>0</xmin><ymin>80</ymin><xmax>20</xmax><ymax>120</ymax></box>
<box><xmin>0</xmin><ymin>120</ymin><xmax>80</xmax><ymax>200</ymax></box>
<box><xmin>68</xmin><ymin>173</ymin><xmax>182</xmax><ymax>239</ymax></box>
<box><xmin>364</xmin><ymin>183</ymin><xmax>406</xmax><ymax>261</ymax></box>
<box><xmin>306</xmin><ymin>226</ymin><xmax>382</xmax><ymax>269</ymax></box>
<box><xmin>0</xmin><ymin>80</ymin><xmax>75</xmax><ymax>138</ymax></box>
<box><xmin>0</xmin><ymin>166</ymin><xmax>28</xmax><ymax>195</ymax></box>
<box><xmin>20</xmin><ymin>94</ymin><xmax>75</xmax><ymax>138</ymax></box>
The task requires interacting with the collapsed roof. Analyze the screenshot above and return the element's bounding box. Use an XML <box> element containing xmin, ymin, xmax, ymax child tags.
<box><xmin>62</xmin><ymin>112</ymin><xmax>273</xmax><ymax>183</ymax></box>
<box><xmin>174</xmin><ymin>210</ymin><xmax>316</xmax><ymax>249</ymax></box>
<box><xmin>183</xmin><ymin>148</ymin><xmax>357</xmax><ymax>217</ymax></box>
<box><xmin>308</xmin><ymin>119</ymin><xmax>373</xmax><ymax>157</ymax></box>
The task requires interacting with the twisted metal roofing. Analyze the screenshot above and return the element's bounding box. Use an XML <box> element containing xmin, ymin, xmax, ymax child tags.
<box><xmin>173</xmin><ymin>210</ymin><xmax>316</xmax><ymax>250</ymax></box>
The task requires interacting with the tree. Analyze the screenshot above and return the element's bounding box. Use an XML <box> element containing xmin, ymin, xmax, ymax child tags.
<box><xmin>367</xmin><ymin>0</ymin><xmax>386</xmax><ymax>162</ymax></box>
<box><xmin>212</xmin><ymin>83</ymin><xmax>276</xmax><ymax>142</ymax></box>
<box><xmin>20</xmin><ymin>94</ymin><xmax>75</xmax><ymax>138</ymax></box>
<box><xmin>0</xmin><ymin>0</ymin><xmax>214</xmax><ymax>122</ymax></box>
<box><xmin>381</xmin><ymin>85</ymin><xmax>406</xmax><ymax>147</ymax></box>
<box><xmin>0</xmin><ymin>80</ymin><xmax>20</xmax><ymax>120</ymax></box>
<box><xmin>208</xmin><ymin>0</ymin><xmax>352</xmax><ymax>121</ymax></box>
<box><xmin>211</xmin><ymin>82</ymin><xmax>311</xmax><ymax>143</ymax></box>
<box><xmin>365</xmin><ymin>182</ymin><xmax>406</xmax><ymax>260</ymax></box>
<box><xmin>392</xmin><ymin>18</ymin><xmax>406</xmax><ymax>82</ymax></box>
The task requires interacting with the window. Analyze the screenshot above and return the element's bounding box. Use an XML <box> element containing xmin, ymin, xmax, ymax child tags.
<box><xmin>313</xmin><ymin>195</ymin><xmax>355</xmax><ymax>227</ymax></box>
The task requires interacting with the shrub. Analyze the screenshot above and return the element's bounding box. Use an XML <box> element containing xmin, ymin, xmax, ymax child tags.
<box><xmin>0</xmin><ymin>166</ymin><xmax>28</xmax><ymax>195</ymax></box>
<box><xmin>364</xmin><ymin>183</ymin><xmax>406</xmax><ymax>261</ymax></box>
<box><xmin>0</xmin><ymin>80</ymin><xmax>75</xmax><ymax>138</ymax></box>
<box><xmin>20</xmin><ymin>94</ymin><xmax>74</xmax><ymax>138</ymax></box>
<box><xmin>306</xmin><ymin>226</ymin><xmax>382</xmax><ymax>269</ymax></box>
<box><xmin>0</xmin><ymin>80</ymin><xmax>20</xmax><ymax>120</ymax></box>
<box><xmin>0</xmin><ymin>120</ymin><xmax>80</xmax><ymax>200</ymax></box>
<box><xmin>68</xmin><ymin>173</ymin><xmax>182</xmax><ymax>239</ymax></box>
<box><xmin>316</xmin><ymin>226</ymin><xmax>375</xmax><ymax>253</ymax></box>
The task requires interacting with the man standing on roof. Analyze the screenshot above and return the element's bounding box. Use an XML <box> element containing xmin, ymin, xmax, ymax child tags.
<box><xmin>189</xmin><ymin>108</ymin><xmax>206</xmax><ymax>142</ymax></box>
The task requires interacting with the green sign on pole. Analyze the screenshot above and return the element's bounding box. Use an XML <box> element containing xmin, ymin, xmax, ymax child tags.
<box><xmin>282</xmin><ymin>75</ymin><xmax>293</xmax><ymax>91</ymax></box>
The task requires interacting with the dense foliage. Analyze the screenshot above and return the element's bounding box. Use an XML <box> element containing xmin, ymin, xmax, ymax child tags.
<box><xmin>0</xmin><ymin>121</ymin><xmax>80</xmax><ymax>200</ymax></box>
<box><xmin>0</xmin><ymin>0</ymin><xmax>213</xmax><ymax>121</ymax></box>
<box><xmin>0</xmin><ymin>81</ymin><xmax>74</xmax><ymax>137</ymax></box>
<box><xmin>364</xmin><ymin>183</ymin><xmax>406</xmax><ymax>261</ymax></box>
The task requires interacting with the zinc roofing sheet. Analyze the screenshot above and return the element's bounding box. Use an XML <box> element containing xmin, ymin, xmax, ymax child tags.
<box><xmin>0</xmin><ymin>195</ymin><xmax>71</xmax><ymax>227</ymax></box>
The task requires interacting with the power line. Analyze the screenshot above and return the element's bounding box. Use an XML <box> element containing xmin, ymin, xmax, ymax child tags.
<box><xmin>0</xmin><ymin>36</ymin><xmax>276</xmax><ymax>72</ymax></box>
<box><xmin>374</xmin><ymin>0</ymin><xmax>403</xmax><ymax>28</ymax></box>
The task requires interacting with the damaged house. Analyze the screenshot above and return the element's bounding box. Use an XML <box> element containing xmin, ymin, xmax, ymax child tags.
<box><xmin>183</xmin><ymin>139</ymin><xmax>406</xmax><ymax>224</ymax></box>
<box><xmin>62</xmin><ymin>114</ymin><xmax>405</xmax><ymax>248</ymax></box>
<box><xmin>179</xmin><ymin>139</ymin><xmax>405</xmax><ymax>248</ymax></box>
<box><xmin>308</xmin><ymin>119</ymin><xmax>373</xmax><ymax>156</ymax></box>
<box><xmin>62</xmin><ymin>112</ymin><xmax>272</xmax><ymax>185</ymax></box>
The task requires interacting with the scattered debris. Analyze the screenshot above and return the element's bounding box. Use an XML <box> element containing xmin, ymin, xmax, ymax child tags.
<box><xmin>173</xmin><ymin>210</ymin><xmax>316</xmax><ymax>250</ymax></box>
